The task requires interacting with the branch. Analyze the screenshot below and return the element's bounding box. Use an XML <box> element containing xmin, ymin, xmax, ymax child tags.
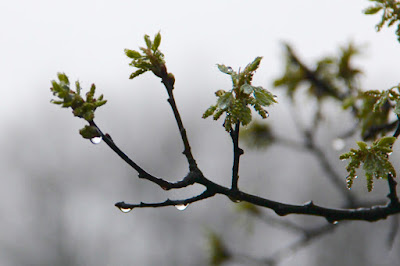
<box><xmin>363</xmin><ymin>119</ymin><xmax>398</xmax><ymax>140</ymax></box>
<box><xmin>386</xmin><ymin>115</ymin><xmax>400</xmax><ymax>207</ymax></box>
<box><xmin>89</xmin><ymin>120</ymin><xmax>198</xmax><ymax>190</ymax></box>
<box><xmin>286</xmin><ymin>45</ymin><xmax>343</xmax><ymax>101</ymax></box>
<box><xmin>162</xmin><ymin>76</ymin><xmax>199</xmax><ymax>171</ymax></box>
<box><xmin>230</xmin><ymin>122</ymin><xmax>244</xmax><ymax>191</ymax></box>
<box><xmin>115</xmin><ymin>189</ymin><xmax>215</xmax><ymax>211</ymax></box>
<box><xmin>236</xmin><ymin>192</ymin><xmax>400</xmax><ymax>223</ymax></box>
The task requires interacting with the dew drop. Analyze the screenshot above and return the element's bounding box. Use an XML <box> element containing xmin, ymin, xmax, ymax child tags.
<box><xmin>332</xmin><ymin>138</ymin><xmax>345</xmax><ymax>151</ymax></box>
<box><xmin>175</xmin><ymin>204</ymin><xmax>189</xmax><ymax>211</ymax></box>
<box><xmin>118</xmin><ymin>207</ymin><xmax>133</xmax><ymax>213</ymax></box>
<box><xmin>90</xmin><ymin>136</ymin><xmax>102</xmax><ymax>144</ymax></box>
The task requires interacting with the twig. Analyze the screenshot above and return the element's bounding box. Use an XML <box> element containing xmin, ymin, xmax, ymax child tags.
<box><xmin>115</xmin><ymin>189</ymin><xmax>215</xmax><ymax>210</ymax></box>
<box><xmin>285</xmin><ymin>44</ymin><xmax>343</xmax><ymax>101</ymax></box>
<box><xmin>163</xmin><ymin>76</ymin><xmax>198</xmax><ymax>171</ymax></box>
<box><xmin>89</xmin><ymin>120</ymin><xmax>198</xmax><ymax>190</ymax></box>
<box><xmin>230</xmin><ymin>122</ymin><xmax>244</xmax><ymax>191</ymax></box>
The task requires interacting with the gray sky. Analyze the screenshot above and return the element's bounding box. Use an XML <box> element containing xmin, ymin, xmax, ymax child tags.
<box><xmin>2</xmin><ymin>0</ymin><xmax>400</xmax><ymax>126</ymax></box>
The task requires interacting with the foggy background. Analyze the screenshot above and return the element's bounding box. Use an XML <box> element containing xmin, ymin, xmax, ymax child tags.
<box><xmin>1</xmin><ymin>0</ymin><xmax>400</xmax><ymax>265</ymax></box>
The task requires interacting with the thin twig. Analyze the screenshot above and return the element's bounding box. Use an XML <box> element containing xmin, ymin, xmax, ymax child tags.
<box><xmin>163</xmin><ymin>76</ymin><xmax>198</xmax><ymax>171</ymax></box>
<box><xmin>230</xmin><ymin>122</ymin><xmax>243</xmax><ymax>191</ymax></box>
<box><xmin>89</xmin><ymin>120</ymin><xmax>198</xmax><ymax>190</ymax></box>
<box><xmin>115</xmin><ymin>189</ymin><xmax>215</xmax><ymax>210</ymax></box>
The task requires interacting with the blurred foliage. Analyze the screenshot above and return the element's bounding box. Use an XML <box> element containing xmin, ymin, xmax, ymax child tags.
<box><xmin>240</xmin><ymin>121</ymin><xmax>275</xmax><ymax>149</ymax></box>
<box><xmin>274</xmin><ymin>43</ymin><xmax>361</xmax><ymax>101</ymax></box>
<box><xmin>340</xmin><ymin>136</ymin><xmax>396</xmax><ymax>191</ymax></box>
<box><xmin>50</xmin><ymin>73</ymin><xmax>106</xmax><ymax>139</ymax></box>
<box><xmin>364</xmin><ymin>0</ymin><xmax>400</xmax><ymax>42</ymax></box>
<box><xmin>206</xmin><ymin>230</ymin><xmax>231</xmax><ymax>266</ymax></box>
<box><xmin>203</xmin><ymin>57</ymin><xmax>277</xmax><ymax>132</ymax></box>
<box><xmin>235</xmin><ymin>201</ymin><xmax>261</xmax><ymax>216</ymax></box>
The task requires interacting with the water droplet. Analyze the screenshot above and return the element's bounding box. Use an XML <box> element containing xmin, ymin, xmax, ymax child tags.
<box><xmin>175</xmin><ymin>204</ymin><xmax>189</xmax><ymax>211</ymax></box>
<box><xmin>118</xmin><ymin>207</ymin><xmax>133</xmax><ymax>213</ymax></box>
<box><xmin>332</xmin><ymin>138</ymin><xmax>345</xmax><ymax>151</ymax></box>
<box><xmin>90</xmin><ymin>136</ymin><xmax>102</xmax><ymax>144</ymax></box>
<box><xmin>332</xmin><ymin>221</ymin><xmax>339</xmax><ymax>225</ymax></box>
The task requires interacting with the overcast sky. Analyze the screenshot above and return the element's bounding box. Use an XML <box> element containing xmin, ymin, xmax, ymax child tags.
<box><xmin>2</xmin><ymin>0</ymin><xmax>400</xmax><ymax>127</ymax></box>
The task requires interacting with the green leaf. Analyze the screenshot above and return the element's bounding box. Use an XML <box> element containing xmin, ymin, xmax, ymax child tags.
<box><xmin>240</xmin><ymin>106</ymin><xmax>252</xmax><ymax>126</ymax></box>
<box><xmin>202</xmin><ymin>105</ymin><xmax>217</xmax><ymax>118</ymax></box>
<box><xmin>125</xmin><ymin>49</ymin><xmax>142</xmax><ymax>59</ymax></box>
<box><xmin>377</xmin><ymin>136</ymin><xmax>396</xmax><ymax>147</ymax></box>
<box><xmin>57</xmin><ymin>72</ymin><xmax>69</xmax><ymax>85</ymax></box>
<box><xmin>79</xmin><ymin>125</ymin><xmax>101</xmax><ymax>139</ymax></box>
<box><xmin>340</xmin><ymin>137</ymin><xmax>396</xmax><ymax>191</ymax></box>
<box><xmin>217</xmin><ymin>92</ymin><xmax>233</xmax><ymax>109</ymax></box>
<box><xmin>217</xmin><ymin>64</ymin><xmax>233</xmax><ymax>75</ymax></box>
<box><xmin>364</xmin><ymin>6</ymin><xmax>383</xmax><ymax>15</ymax></box>
<box><xmin>357</xmin><ymin>141</ymin><xmax>368</xmax><ymax>150</ymax></box>
<box><xmin>144</xmin><ymin>34</ymin><xmax>152</xmax><ymax>48</ymax></box>
<box><xmin>129</xmin><ymin>69</ymin><xmax>148</xmax><ymax>79</ymax></box>
<box><xmin>244</xmin><ymin>56</ymin><xmax>262</xmax><ymax>73</ymax></box>
<box><xmin>152</xmin><ymin>32</ymin><xmax>161</xmax><ymax>51</ymax></box>
<box><xmin>253</xmin><ymin>87</ymin><xmax>276</xmax><ymax>106</ymax></box>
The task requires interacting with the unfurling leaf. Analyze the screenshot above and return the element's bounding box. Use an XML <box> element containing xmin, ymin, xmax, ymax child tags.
<box><xmin>253</xmin><ymin>87</ymin><xmax>277</xmax><ymax>106</ymax></box>
<box><xmin>79</xmin><ymin>125</ymin><xmax>101</xmax><ymax>139</ymax></box>
<box><xmin>204</xmin><ymin>58</ymin><xmax>276</xmax><ymax>132</ymax></box>
<box><xmin>50</xmin><ymin>73</ymin><xmax>107</xmax><ymax>130</ymax></box>
<box><xmin>152</xmin><ymin>32</ymin><xmax>161</xmax><ymax>51</ymax></box>
<box><xmin>340</xmin><ymin>137</ymin><xmax>396</xmax><ymax>191</ymax></box>
<box><xmin>217</xmin><ymin>92</ymin><xmax>233</xmax><ymax>109</ymax></box>
<box><xmin>217</xmin><ymin>64</ymin><xmax>233</xmax><ymax>75</ymax></box>
<box><xmin>129</xmin><ymin>69</ymin><xmax>148</xmax><ymax>79</ymax></box>
<box><xmin>125</xmin><ymin>49</ymin><xmax>142</xmax><ymax>59</ymax></box>
<box><xmin>144</xmin><ymin>34</ymin><xmax>152</xmax><ymax>48</ymax></box>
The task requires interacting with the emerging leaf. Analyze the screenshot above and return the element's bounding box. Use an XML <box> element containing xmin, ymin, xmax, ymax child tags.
<box><xmin>79</xmin><ymin>125</ymin><xmax>101</xmax><ymax>139</ymax></box>
<box><xmin>152</xmin><ymin>32</ymin><xmax>161</xmax><ymax>51</ymax></box>
<box><xmin>204</xmin><ymin>58</ymin><xmax>276</xmax><ymax>132</ymax></box>
<box><xmin>125</xmin><ymin>49</ymin><xmax>142</xmax><ymax>59</ymax></box>
<box><xmin>340</xmin><ymin>137</ymin><xmax>397</xmax><ymax>191</ymax></box>
<box><xmin>217</xmin><ymin>64</ymin><xmax>234</xmax><ymax>75</ymax></box>
<box><xmin>50</xmin><ymin>73</ymin><xmax>107</xmax><ymax>140</ymax></box>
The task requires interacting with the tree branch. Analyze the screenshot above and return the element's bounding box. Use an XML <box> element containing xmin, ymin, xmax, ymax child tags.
<box><xmin>230</xmin><ymin>122</ymin><xmax>243</xmax><ymax>191</ymax></box>
<box><xmin>285</xmin><ymin>44</ymin><xmax>343</xmax><ymax>101</ymax></box>
<box><xmin>89</xmin><ymin>120</ymin><xmax>198</xmax><ymax>190</ymax></box>
<box><xmin>162</xmin><ymin>75</ymin><xmax>198</xmax><ymax>172</ymax></box>
<box><xmin>115</xmin><ymin>189</ymin><xmax>215</xmax><ymax>211</ymax></box>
